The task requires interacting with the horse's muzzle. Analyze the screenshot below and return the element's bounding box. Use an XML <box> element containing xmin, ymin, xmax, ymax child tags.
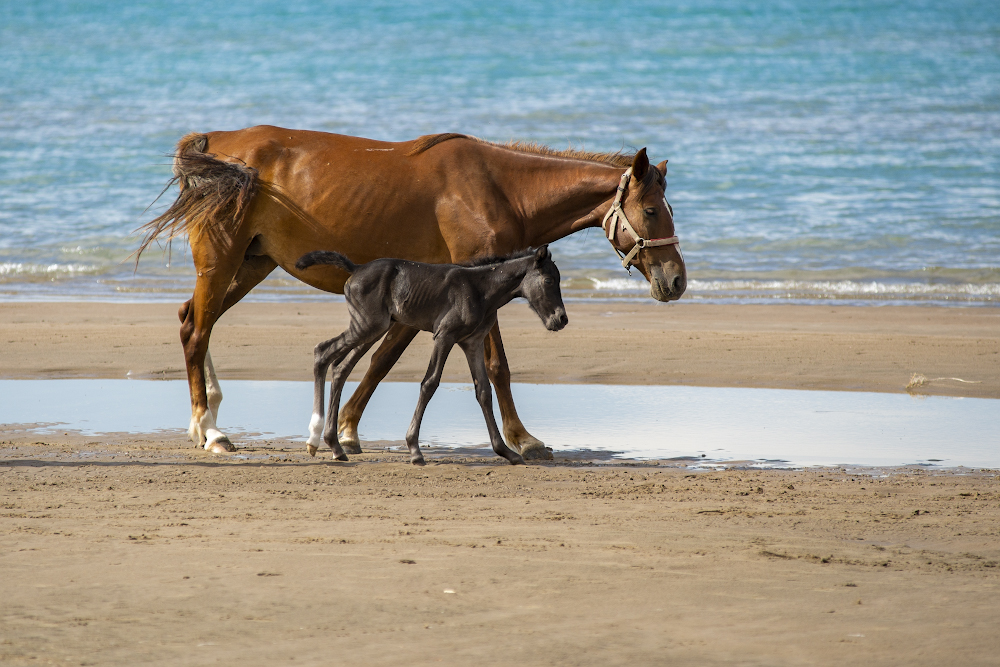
<box><xmin>649</xmin><ymin>268</ymin><xmax>686</xmax><ymax>302</ymax></box>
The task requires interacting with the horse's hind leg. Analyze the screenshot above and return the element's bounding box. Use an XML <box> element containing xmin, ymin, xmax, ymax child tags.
<box><xmin>484</xmin><ymin>322</ymin><xmax>552</xmax><ymax>460</ymax></box>
<box><xmin>180</xmin><ymin>246</ymin><xmax>264</xmax><ymax>453</ymax></box>
<box><xmin>461</xmin><ymin>337</ymin><xmax>525</xmax><ymax>466</ymax></box>
<box><xmin>178</xmin><ymin>254</ymin><xmax>276</xmax><ymax>445</ymax></box>
<box><xmin>338</xmin><ymin>322</ymin><xmax>419</xmax><ymax>454</ymax></box>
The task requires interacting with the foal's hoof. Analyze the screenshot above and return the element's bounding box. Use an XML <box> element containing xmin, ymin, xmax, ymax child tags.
<box><xmin>521</xmin><ymin>442</ymin><xmax>553</xmax><ymax>461</ymax></box>
<box><xmin>334</xmin><ymin>452</ymin><xmax>349</xmax><ymax>462</ymax></box>
<box><xmin>509</xmin><ymin>455</ymin><xmax>526</xmax><ymax>466</ymax></box>
<box><xmin>411</xmin><ymin>456</ymin><xmax>426</xmax><ymax>466</ymax></box>
<box><xmin>306</xmin><ymin>444</ymin><xmax>318</xmax><ymax>457</ymax></box>
<box><xmin>206</xmin><ymin>438</ymin><xmax>236</xmax><ymax>454</ymax></box>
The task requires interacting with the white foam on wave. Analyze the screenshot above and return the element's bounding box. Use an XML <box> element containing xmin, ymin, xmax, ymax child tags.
<box><xmin>573</xmin><ymin>276</ymin><xmax>1000</xmax><ymax>303</ymax></box>
<box><xmin>0</xmin><ymin>262</ymin><xmax>99</xmax><ymax>279</ymax></box>
<box><xmin>686</xmin><ymin>279</ymin><xmax>1000</xmax><ymax>297</ymax></box>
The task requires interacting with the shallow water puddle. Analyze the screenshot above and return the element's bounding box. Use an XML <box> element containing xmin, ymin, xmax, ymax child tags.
<box><xmin>1</xmin><ymin>380</ymin><xmax>996</xmax><ymax>469</ymax></box>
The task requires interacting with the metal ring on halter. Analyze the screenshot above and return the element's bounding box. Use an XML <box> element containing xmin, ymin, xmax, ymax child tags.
<box><xmin>601</xmin><ymin>168</ymin><xmax>681</xmax><ymax>273</ymax></box>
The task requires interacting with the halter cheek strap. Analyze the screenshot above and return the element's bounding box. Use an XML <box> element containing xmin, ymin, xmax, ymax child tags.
<box><xmin>601</xmin><ymin>167</ymin><xmax>680</xmax><ymax>273</ymax></box>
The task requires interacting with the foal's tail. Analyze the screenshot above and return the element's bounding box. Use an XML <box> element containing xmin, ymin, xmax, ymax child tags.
<box><xmin>134</xmin><ymin>133</ymin><xmax>259</xmax><ymax>263</ymax></box>
<box><xmin>295</xmin><ymin>251</ymin><xmax>357</xmax><ymax>274</ymax></box>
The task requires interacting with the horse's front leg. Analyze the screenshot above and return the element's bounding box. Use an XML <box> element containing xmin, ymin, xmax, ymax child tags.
<box><xmin>338</xmin><ymin>323</ymin><xmax>419</xmax><ymax>454</ymax></box>
<box><xmin>405</xmin><ymin>337</ymin><xmax>453</xmax><ymax>466</ymax></box>
<box><xmin>484</xmin><ymin>322</ymin><xmax>552</xmax><ymax>460</ymax></box>
<box><xmin>461</xmin><ymin>338</ymin><xmax>525</xmax><ymax>465</ymax></box>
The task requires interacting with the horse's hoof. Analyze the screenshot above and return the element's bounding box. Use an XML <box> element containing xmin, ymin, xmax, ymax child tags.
<box><xmin>509</xmin><ymin>455</ymin><xmax>526</xmax><ymax>466</ymax></box>
<box><xmin>411</xmin><ymin>456</ymin><xmax>426</xmax><ymax>466</ymax></box>
<box><xmin>306</xmin><ymin>444</ymin><xmax>318</xmax><ymax>457</ymax></box>
<box><xmin>521</xmin><ymin>442</ymin><xmax>553</xmax><ymax>461</ymax></box>
<box><xmin>338</xmin><ymin>431</ymin><xmax>363</xmax><ymax>454</ymax></box>
<box><xmin>206</xmin><ymin>438</ymin><xmax>236</xmax><ymax>454</ymax></box>
<box><xmin>334</xmin><ymin>453</ymin><xmax>349</xmax><ymax>462</ymax></box>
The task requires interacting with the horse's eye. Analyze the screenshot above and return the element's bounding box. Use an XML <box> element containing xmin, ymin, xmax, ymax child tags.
<box><xmin>644</xmin><ymin>207</ymin><xmax>657</xmax><ymax>217</ymax></box>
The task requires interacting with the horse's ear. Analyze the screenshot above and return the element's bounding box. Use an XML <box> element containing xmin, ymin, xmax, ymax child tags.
<box><xmin>631</xmin><ymin>148</ymin><xmax>649</xmax><ymax>180</ymax></box>
<box><xmin>656</xmin><ymin>160</ymin><xmax>667</xmax><ymax>177</ymax></box>
<box><xmin>534</xmin><ymin>244</ymin><xmax>550</xmax><ymax>265</ymax></box>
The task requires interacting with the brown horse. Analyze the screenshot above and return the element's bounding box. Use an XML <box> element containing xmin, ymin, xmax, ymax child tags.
<box><xmin>137</xmin><ymin>126</ymin><xmax>686</xmax><ymax>456</ymax></box>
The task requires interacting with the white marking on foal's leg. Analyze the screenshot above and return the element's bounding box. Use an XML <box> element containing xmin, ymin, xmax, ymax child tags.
<box><xmin>306</xmin><ymin>412</ymin><xmax>323</xmax><ymax>457</ymax></box>
<box><xmin>205</xmin><ymin>350</ymin><xmax>223</xmax><ymax>420</ymax></box>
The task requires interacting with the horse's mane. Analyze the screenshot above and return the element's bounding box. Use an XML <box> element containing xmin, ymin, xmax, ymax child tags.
<box><xmin>406</xmin><ymin>133</ymin><xmax>635</xmax><ymax>169</ymax></box>
<box><xmin>462</xmin><ymin>248</ymin><xmax>537</xmax><ymax>268</ymax></box>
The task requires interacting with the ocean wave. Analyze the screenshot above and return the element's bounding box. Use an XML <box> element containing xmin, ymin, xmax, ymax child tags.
<box><xmin>0</xmin><ymin>262</ymin><xmax>102</xmax><ymax>282</ymax></box>
<box><xmin>565</xmin><ymin>276</ymin><xmax>1000</xmax><ymax>304</ymax></box>
<box><xmin>686</xmin><ymin>279</ymin><xmax>1000</xmax><ymax>298</ymax></box>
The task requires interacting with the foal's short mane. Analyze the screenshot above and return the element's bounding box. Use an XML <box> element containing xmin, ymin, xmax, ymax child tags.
<box><xmin>406</xmin><ymin>133</ymin><xmax>635</xmax><ymax>169</ymax></box>
<box><xmin>462</xmin><ymin>248</ymin><xmax>537</xmax><ymax>268</ymax></box>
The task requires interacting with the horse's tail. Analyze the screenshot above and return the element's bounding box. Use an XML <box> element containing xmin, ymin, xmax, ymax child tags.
<box><xmin>134</xmin><ymin>132</ymin><xmax>260</xmax><ymax>263</ymax></box>
<box><xmin>295</xmin><ymin>251</ymin><xmax>357</xmax><ymax>274</ymax></box>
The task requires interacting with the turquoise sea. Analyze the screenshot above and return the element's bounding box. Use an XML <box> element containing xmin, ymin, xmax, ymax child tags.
<box><xmin>2</xmin><ymin>0</ymin><xmax>998</xmax><ymax>305</ymax></box>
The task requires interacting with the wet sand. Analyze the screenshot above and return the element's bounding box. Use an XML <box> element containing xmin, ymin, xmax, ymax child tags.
<box><xmin>2</xmin><ymin>301</ymin><xmax>999</xmax><ymax>665</ymax></box>
<box><xmin>2</xmin><ymin>300</ymin><xmax>998</xmax><ymax>397</ymax></box>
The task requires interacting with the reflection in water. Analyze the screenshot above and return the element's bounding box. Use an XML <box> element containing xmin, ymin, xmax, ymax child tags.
<box><xmin>1</xmin><ymin>380</ymin><xmax>996</xmax><ymax>469</ymax></box>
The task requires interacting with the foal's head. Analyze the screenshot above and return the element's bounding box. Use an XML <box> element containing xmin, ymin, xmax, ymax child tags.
<box><xmin>519</xmin><ymin>245</ymin><xmax>568</xmax><ymax>332</ymax></box>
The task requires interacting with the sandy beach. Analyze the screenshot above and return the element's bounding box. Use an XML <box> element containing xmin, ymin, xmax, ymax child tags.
<box><xmin>2</xmin><ymin>301</ymin><xmax>999</xmax><ymax>665</ymax></box>
<box><xmin>2</xmin><ymin>300</ymin><xmax>998</xmax><ymax>396</ymax></box>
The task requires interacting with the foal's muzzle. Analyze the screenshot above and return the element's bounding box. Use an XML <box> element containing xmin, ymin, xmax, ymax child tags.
<box><xmin>546</xmin><ymin>308</ymin><xmax>569</xmax><ymax>331</ymax></box>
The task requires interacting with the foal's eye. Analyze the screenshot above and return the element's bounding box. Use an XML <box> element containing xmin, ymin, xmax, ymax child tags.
<box><xmin>644</xmin><ymin>207</ymin><xmax>657</xmax><ymax>217</ymax></box>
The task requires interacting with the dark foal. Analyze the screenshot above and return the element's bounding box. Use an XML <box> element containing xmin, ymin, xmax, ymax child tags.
<box><xmin>296</xmin><ymin>246</ymin><xmax>567</xmax><ymax>465</ymax></box>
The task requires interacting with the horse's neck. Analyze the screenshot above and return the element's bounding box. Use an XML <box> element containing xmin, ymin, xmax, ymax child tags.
<box><xmin>490</xmin><ymin>153</ymin><xmax>623</xmax><ymax>246</ymax></box>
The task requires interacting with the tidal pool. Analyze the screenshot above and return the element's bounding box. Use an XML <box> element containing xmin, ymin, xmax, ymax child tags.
<box><xmin>1</xmin><ymin>380</ymin><xmax>996</xmax><ymax>469</ymax></box>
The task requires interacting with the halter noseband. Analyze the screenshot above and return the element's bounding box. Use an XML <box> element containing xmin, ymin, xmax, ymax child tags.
<box><xmin>601</xmin><ymin>167</ymin><xmax>680</xmax><ymax>274</ymax></box>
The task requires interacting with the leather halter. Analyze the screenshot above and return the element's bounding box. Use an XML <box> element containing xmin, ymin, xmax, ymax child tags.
<box><xmin>601</xmin><ymin>167</ymin><xmax>680</xmax><ymax>273</ymax></box>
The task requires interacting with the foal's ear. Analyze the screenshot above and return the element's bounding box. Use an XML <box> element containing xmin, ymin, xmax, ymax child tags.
<box><xmin>656</xmin><ymin>160</ymin><xmax>668</xmax><ymax>178</ymax></box>
<box><xmin>534</xmin><ymin>244</ymin><xmax>551</xmax><ymax>265</ymax></box>
<box><xmin>631</xmin><ymin>148</ymin><xmax>649</xmax><ymax>180</ymax></box>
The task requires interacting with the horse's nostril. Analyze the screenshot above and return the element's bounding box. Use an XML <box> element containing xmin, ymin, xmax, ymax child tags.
<box><xmin>672</xmin><ymin>275</ymin><xmax>684</xmax><ymax>294</ymax></box>
<box><xmin>559</xmin><ymin>313</ymin><xmax>568</xmax><ymax>326</ymax></box>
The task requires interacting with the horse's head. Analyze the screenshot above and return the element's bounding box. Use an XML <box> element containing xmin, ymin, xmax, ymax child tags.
<box><xmin>520</xmin><ymin>245</ymin><xmax>568</xmax><ymax>332</ymax></box>
<box><xmin>605</xmin><ymin>148</ymin><xmax>687</xmax><ymax>302</ymax></box>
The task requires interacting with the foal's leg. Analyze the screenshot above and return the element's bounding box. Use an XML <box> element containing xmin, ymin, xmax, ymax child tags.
<box><xmin>323</xmin><ymin>339</ymin><xmax>378</xmax><ymax>457</ymax></box>
<box><xmin>338</xmin><ymin>323</ymin><xmax>420</xmax><ymax>454</ymax></box>
<box><xmin>404</xmin><ymin>337</ymin><xmax>454</xmax><ymax>466</ymax></box>
<box><xmin>461</xmin><ymin>338</ymin><xmax>526</xmax><ymax>465</ymax></box>
<box><xmin>484</xmin><ymin>323</ymin><xmax>552</xmax><ymax>460</ymax></box>
<box><xmin>307</xmin><ymin>332</ymin><xmax>365</xmax><ymax>459</ymax></box>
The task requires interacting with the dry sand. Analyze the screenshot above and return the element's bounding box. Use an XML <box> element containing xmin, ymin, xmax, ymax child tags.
<box><xmin>2</xmin><ymin>300</ymin><xmax>999</xmax><ymax>665</ymax></box>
